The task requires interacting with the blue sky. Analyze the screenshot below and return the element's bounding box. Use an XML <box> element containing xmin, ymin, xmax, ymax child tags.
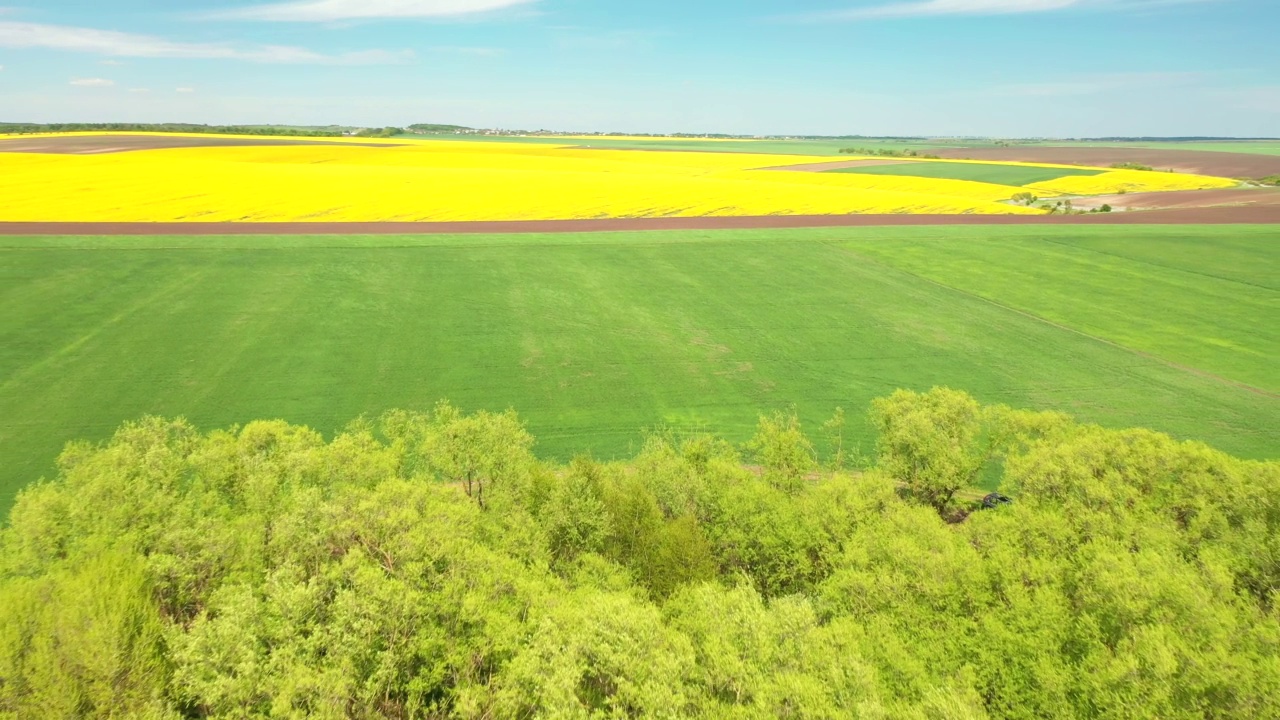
<box><xmin>0</xmin><ymin>0</ymin><xmax>1276</xmax><ymax>136</ymax></box>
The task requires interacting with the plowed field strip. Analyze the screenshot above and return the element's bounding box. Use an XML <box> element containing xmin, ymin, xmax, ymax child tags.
<box><xmin>2</xmin><ymin>205</ymin><xmax>1278</xmax><ymax>235</ymax></box>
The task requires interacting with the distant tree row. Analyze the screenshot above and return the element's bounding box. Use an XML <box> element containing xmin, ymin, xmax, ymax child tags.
<box><xmin>355</xmin><ymin>126</ymin><xmax>406</xmax><ymax>138</ymax></box>
<box><xmin>1110</xmin><ymin>161</ymin><xmax>1156</xmax><ymax>171</ymax></box>
<box><xmin>407</xmin><ymin>123</ymin><xmax>475</xmax><ymax>133</ymax></box>
<box><xmin>0</xmin><ymin>123</ymin><xmax>353</xmax><ymax>137</ymax></box>
<box><xmin>1</xmin><ymin>388</ymin><xmax>1277</xmax><ymax>718</ymax></box>
<box><xmin>839</xmin><ymin>147</ymin><xmax>941</xmax><ymax>159</ymax></box>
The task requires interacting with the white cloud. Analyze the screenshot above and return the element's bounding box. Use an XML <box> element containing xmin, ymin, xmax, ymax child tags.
<box><xmin>0</xmin><ymin>21</ymin><xmax>412</xmax><ymax>64</ymax></box>
<box><xmin>213</xmin><ymin>0</ymin><xmax>537</xmax><ymax>22</ymax></box>
<box><xmin>70</xmin><ymin>77</ymin><xmax>114</xmax><ymax>87</ymax></box>
<box><xmin>176</xmin><ymin>87</ymin><xmax>196</xmax><ymax>93</ymax></box>
<box><xmin>802</xmin><ymin>0</ymin><xmax>1218</xmax><ymax>20</ymax></box>
<box><xmin>99</xmin><ymin>59</ymin><xmax>125</xmax><ymax>66</ymax></box>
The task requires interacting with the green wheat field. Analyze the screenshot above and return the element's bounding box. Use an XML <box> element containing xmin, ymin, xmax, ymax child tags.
<box><xmin>1</xmin><ymin>224</ymin><xmax>1275</xmax><ymax>512</ymax></box>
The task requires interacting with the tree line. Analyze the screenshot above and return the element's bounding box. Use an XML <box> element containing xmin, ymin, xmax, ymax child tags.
<box><xmin>838</xmin><ymin>147</ymin><xmax>941</xmax><ymax>159</ymax></box>
<box><xmin>0</xmin><ymin>123</ymin><xmax>355</xmax><ymax>138</ymax></box>
<box><xmin>1</xmin><ymin>388</ymin><xmax>1277</xmax><ymax>718</ymax></box>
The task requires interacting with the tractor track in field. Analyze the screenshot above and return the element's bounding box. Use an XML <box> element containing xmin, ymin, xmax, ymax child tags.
<box><xmin>1</xmin><ymin>205</ymin><xmax>1278</xmax><ymax>235</ymax></box>
<box><xmin>827</xmin><ymin>244</ymin><xmax>1280</xmax><ymax>401</ymax></box>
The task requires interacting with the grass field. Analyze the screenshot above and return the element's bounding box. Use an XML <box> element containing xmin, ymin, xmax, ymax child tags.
<box><xmin>826</xmin><ymin>160</ymin><xmax>1103</xmax><ymax>186</ymax></box>
<box><xmin>841</xmin><ymin>229</ymin><xmax>1278</xmax><ymax>393</ymax></box>
<box><xmin>1</xmin><ymin>224</ymin><xmax>1276</xmax><ymax>513</ymax></box>
<box><xmin>402</xmin><ymin>135</ymin><xmax>981</xmax><ymax>156</ymax></box>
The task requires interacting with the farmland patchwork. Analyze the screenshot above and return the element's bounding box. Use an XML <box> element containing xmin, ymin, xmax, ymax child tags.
<box><xmin>0</xmin><ymin>133</ymin><xmax>1236</xmax><ymax>222</ymax></box>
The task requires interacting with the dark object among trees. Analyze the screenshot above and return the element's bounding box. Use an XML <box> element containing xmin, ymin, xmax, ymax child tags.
<box><xmin>981</xmin><ymin>492</ymin><xmax>1012</xmax><ymax>509</ymax></box>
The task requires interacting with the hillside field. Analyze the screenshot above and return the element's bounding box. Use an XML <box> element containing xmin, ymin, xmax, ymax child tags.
<box><xmin>1</xmin><ymin>224</ymin><xmax>1276</xmax><ymax>513</ymax></box>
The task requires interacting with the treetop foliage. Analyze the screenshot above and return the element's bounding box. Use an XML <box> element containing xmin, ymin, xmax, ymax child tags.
<box><xmin>2</xmin><ymin>389</ymin><xmax>1277</xmax><ymax>718</ymax></box>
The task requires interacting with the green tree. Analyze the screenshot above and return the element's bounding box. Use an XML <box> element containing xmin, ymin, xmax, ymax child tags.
<box><xmin>871</xmin><ymin>387</ymin><xmax>987</xmax><ymax>515</ymax></box>
<box><xmin>491</xmin><ymin>590</ymin><xmax>696</xmax><ymax>718</ymax></box>
<box><xmin>420</xmin><ymin>402</ymin><xmax>535</xmax><ymax>509</ymax></box>
<box><xmin>539</xmin><ymin>458</ymin><xmax>610</xmax><ymax>566</ymax></box>
<box><xmin>745</xmin><ymin>410</ymin><xmax>816</xmax><ymax>494</ymax></box>
<box><xmin>0</xmin><ymin>547</ymin><xmax>172</xmax><ymax>718</ymax></box>
<box><xmin>821</xmin><ymin>406</ymin><xmax>848</xmax><ymax>470</ymax></box>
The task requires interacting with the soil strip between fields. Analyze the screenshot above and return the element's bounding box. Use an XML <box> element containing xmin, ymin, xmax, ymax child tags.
<box><xmin>759</xmin><ymin>159</ymin><xmax>912</xmax><ymax>172</ymax></box>
<box><xmin>931</xmin><ymin>146</ymin><xmax>1280</xmax><ymax>179</ymax></box>
<box><xmin>2</xmin><ymin>206</ymin><xmax>1278</xmax><ymax>235</ymax></box>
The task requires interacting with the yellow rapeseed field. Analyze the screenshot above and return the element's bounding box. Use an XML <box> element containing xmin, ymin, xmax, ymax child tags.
<box><xmin>0</xmin><ymin>134</ymin><xmax>1237</xmax><ymax>221</ymax></box>
<box><xmin>1026</xmin><ymin>169</ymin><xmax>1238</xmax><ymax>195</ymax></box>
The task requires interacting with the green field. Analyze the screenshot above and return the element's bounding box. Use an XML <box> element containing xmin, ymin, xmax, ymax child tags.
<box><xmin>1</xmin><ymin>225</ymin><xmax>1276</xmax><ymax>512</ymax></box>
<box><xmin>826</xmin><ymin>160</ymin><xmax>1104</xmax><ymax>185</ymax></box>
<box><xmin>405</xmin><ymin>135</ymin><xmax>994</xmax><ymax>156</ymax></box>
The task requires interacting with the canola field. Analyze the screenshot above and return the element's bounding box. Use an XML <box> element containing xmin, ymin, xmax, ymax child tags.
<box><xmin>0</xmin><ymin>133</ymin><xmax>1237</xmax><ymax>221</ymax></box>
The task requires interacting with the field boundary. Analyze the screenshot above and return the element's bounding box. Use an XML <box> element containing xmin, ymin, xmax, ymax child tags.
<box><xmin>2</xmin><ymin>206</ymin><xmax>1279</xmax><ymax>235</ymax></box>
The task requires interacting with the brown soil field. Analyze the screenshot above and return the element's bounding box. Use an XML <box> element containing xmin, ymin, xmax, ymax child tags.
<box><xmin>931</xmin><ymin>146</ymin><xmax>1280</xmax><ymax>179</ymax></box>
<box><xmin>762</xmin><ymin>159</ymin><xmax>910</xmax><ymax>172</ymax></box>
<box><xmin>2</xmin><ymin>205</ymin><xmax>1276</xmax><ymax>235</ymax></box>
<box><xmin>0</xmin><ymin>135</ymin><xmax>404</xmax><ymax>154</ymax></box>
<box><xmin>1071</xmin><ymin>187</ymin><xmax>1280</xmax><ymax>211</ymax></box>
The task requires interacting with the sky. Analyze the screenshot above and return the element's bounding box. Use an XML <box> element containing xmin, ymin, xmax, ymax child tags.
<box><xmin>0</xmin><ymin>0</ymin><xmax>1277</xmax><ymax>136</ymax></box>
